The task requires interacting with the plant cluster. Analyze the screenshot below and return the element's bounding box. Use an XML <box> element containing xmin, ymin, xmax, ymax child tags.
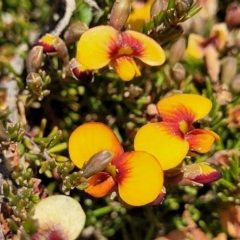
<box><xmin>0</xmin><ymin>0</ymin><xmax>240</xmax><ymax>239</ymax></box>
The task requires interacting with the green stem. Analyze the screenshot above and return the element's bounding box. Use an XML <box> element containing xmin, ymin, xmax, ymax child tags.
<box><xmin>92</xmin><ymin>206</ymin><xmax>113</xmax><ymax>217</ymax></box>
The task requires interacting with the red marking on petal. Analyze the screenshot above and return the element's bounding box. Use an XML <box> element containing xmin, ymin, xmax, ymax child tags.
<box><xmin>108</xmin><ymin>31</ymin><xmax>144</xmax><ymax>59</ymax></box>
<box><xmin>35</xmin><ymin>40</ymin><xmax>56</xmax><ymax>53</ymax></box>
<box><xmin>160</xmin><ymin>103</ymin><xmax>195</xmax><ymax>128</ymax></box>
<box><xmin>186</xmin><ymin>129</ymin><xmax>219</xmax><ymax>153</ymax></box>
<box><xmin>191</xmin><ymin>170</ymin><xmax>222</xmax><ymax>184</ymax></box>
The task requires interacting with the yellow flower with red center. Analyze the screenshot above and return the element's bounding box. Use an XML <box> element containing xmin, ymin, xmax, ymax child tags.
<box><xmin>134</xmin><ymin>94</ymin><xmax>220</xmax><ymax>171</ymax></box>
<box><xmin>76</xmin><ymin>25</ymin><xmax>165</xmax><ymax>81</ymax></box>
<box><xmin>68</xmin><ymin>122</ymin><xmax>163</xmax><ymax>206</ymax></box>
<box><xmin>186</xmin><ymin>23</ymin><xmax>228</xmax><ymax>59</ymax></box>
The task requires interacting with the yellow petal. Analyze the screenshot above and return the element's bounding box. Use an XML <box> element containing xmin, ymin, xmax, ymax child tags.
<box><xmin>125</xmin><ymin>30</ymin><xmax>165</xmax><ymax>65</ymax></box>
<box><xmin>210</xmin><ymin>23</ymin><xmax>228</xmax><ymax>50</ymax></box>
<box><xmin>157</xmin><ymin>94</ymin><xmax>212</xmax><ymax>122</ymax></box>
<box><xmin>77</xmin><ymin>26</ymin><xmax>116</xmax><ymax>69</ymax></box>
<box><xmin>186</xmin><ymin>129</ymin><xmax>220</xmax><ymax>153</ymax></box>
<box><xmin>111</xmin><ymin>57</ymin><xmax>141</xmax><ymax>81</ymax></box>
<box><xmin>85</xmin><ymin>173</ymin><xmax>116</xmax><ymax>197</ymax></box>
<box><xmin>116</xmin><ymin>151</ymin><xmax>163</xmax><ymax>206</ymax></box>
<box><xmin>186</xmin><ymin>34</ymin><xmax>205</xmax><ymax>59</ymax></box>
<box><xmin>68</xmin><ymin>122</ymin><xmax>124</xmax><ymax>168</ymax></box>
<box><xmin>134</xmin><ymin>122</ymin><xmax>189</xmax><ymax>170</ymax></box>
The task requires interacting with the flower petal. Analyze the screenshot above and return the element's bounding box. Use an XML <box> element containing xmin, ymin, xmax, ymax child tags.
<box><xmin>186</xmin><ymin>129</ymin><xmax>220</xmax><ymax>153</ymax></box>
<box><xmin>77</xmin><ymin>26</ymin><xmax>116</xmax><ymax>69</ymax></box>
<box><xmin>115</xmin><ymin>151</ymin><xmax>163</xmax><ymax>206</ymax></box>
<box><xmin>125</xmin><ymin>30</ymin><xmax>165</xmax><ymax>65</ymax></box>
<box><xmin>69</xmin><ymin>122</ymin><xmax>124</xmax><ymax>168</ymax></box>
<box><xmin>85</xmin><ymin>172</ymin><xmax>116</xmax><ymax>197</ymax></box>
<box><xmin>111</xmin><ymin>57</ymin><xmax>141</xmax><ymax>81</ymax></box>
<box><xmin>186</xmin><ymin>34</ymin><xmax>205</xmax><ymax>59</ymax></box>
<box><xmin>134</xmin><ymin>122</ymin><xmax>189</xmax><ymax>170</ymax></box>
<box><xmin>157</xmin><ymin>94</ymin><xmax>212</xmax><ymax>123</ymax></box>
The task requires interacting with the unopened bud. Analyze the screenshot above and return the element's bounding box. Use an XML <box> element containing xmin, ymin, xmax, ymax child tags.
<box><xmin>231</xmin><ymin>74</ymin><xmax>240</xmax><ymax>93</ymax></box>
<box><xmin>225</xmin><ymin>3</ymin><xmax>240</xmax><ymax>30</ymax></box>
<box><xmin>82</xmin><ymin>150</ymin><xmax>113</xmax><ymax>178</ymax></box>
<box><xmin>66</xmin><ymin>58</ymin><xmax>93</xmax><ymax>83</ymax></box>
<box><xmin>169</xmin><ymin>37</ymin><xmax>186</xmax><ymax>65</ymax></box>
<box><xmin>109</xmin><ymin>0</ymin><xmax>132</xmax><ymax>31</ymax></box>
<box><xmin>221</xmin><ymin>57</ymin><xmax>237</xmax><ymax>85</ymax></box>
<box><xmin>26</xmin><ymin>73</ymin><xmax>43</xmax><ymax>97</ymax></box>
<box><xmin>64</xmin><ymin>21</ymin><xmax>89</xmax><ymax>44</ymax></box>
<box><xmin>171</xmin><ymin>62</ymin><xmax>186</xmax><ymax>83</ymax></box>
<box><xmin>26</xmin><ymin>46</ymin><xmax>43</xmax><ymax>73</ymax></box>
<box><xmin>183</xmin><ymin>162</ymin><xmax>222</xmax><ymax>184</ymax></box>
<box><xmin>35</xmin><ymin>34</ymin><xmax>68</xmax><ymax>62</ymax></box>
<box><xmin>175</xmin><ymin>0</ymin><xmax>193</xmax><ymax>19</ymax></box>
<box><xmin>150</xmin><ymin>0</ymin><xmax>167</xmax><ymax>19</ymax></box>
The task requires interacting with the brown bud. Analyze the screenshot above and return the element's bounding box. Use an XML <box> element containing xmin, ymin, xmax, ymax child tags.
<box><xmin>171</xmin><ymin>62</ymin><xmax>186</xmax><ymax>83</ymax></box>
<box><xmin>109</xmin><ymin>0</ymin><xmax>132</xmax><ymax>31</ymax></box>
<box><xmin>175</xmin><ymin>0</ymin><xmax>193</xmax><ymax>19</ymax></box>
<box><xmin>231</xmin><ymin>74</ymin><xmax>240</xmax><ymax>94</ymax></box>
<box><xmin>63</xmin><ymin>21</ymin><xmax>89</xmax><ymax>44</ymax></box>
<box><xmin>82</xmin><ymin>150</ymin><xmax>113</xmax><ymax>178</ymax></box>
<box><xmin>26</xmin><ymin>46</ymin><xmax>43</xmax><ymax>73</ymax></box>
<box><xmin>169</xmin><ymin>37</ymin><xmax>186</xmax><ymax>66</ymax></box>
<box><xmin>150</xmin><ymin>0</ymin><xmax>167</xmax><ymax>19</ymax></box>
<box><xmin>26</xmin><ymin>73</ymin><xmax>43</xmax><ymax>97</ymax></box>
<box><xmin>225</xmin><ymin>3</ymin><xmax>240</xmax><ymax>30</ymax></box>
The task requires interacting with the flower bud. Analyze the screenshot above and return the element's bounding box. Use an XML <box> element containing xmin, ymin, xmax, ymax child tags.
<box><xmin>221</xmin><ymin>57</ymin><xmax>237</xmax><ymax>85</ymax></box>
<box><xmin>66</xmin><ymin>58</ymin><xmax>93</xmax><ymax>83</ymax></box>
<box><xmin>231</xmin><ymin>74</ymin><xmax>240</xmax><ymax>94</ymax></box>
<box><xmin>35</xmin><ymin>34</ymin><xmax>68</xmax><ymax>62</ymax></box>
<box><xmin>64</xmin><ymin>21</ymin><xmax>89</xmax><ymax>44</ymax></box>
<box><xmin>150</xmin><ymin>0</ymin><xmax>167</xmax><ymax>19</ymax></box>
<box><xmin>225</xmin><ymin>3</ymin><xmax>240</xmax><ymax>30</ymax></box>
<box><xmin>169</xmin><ymin>37</ymin><xmax>186</xmax><ymax>66</ymax></box>
<box><xmin>109</xmin><ymin>0</ymin><xmax>132</xmax><ymax>31</ymax></box>
<box><xmin>175</xmin><ymin>0</ymin><xmax>193</xmax><ymax>19</ymax></box>
<box><xmin>82</xmin><ymin>150</ymin><xmax>113</xmax><ymax>178</ymax></box>
<box><xmin>183</xmin><ymin>162</ymin><xmax>222</xmax><ymax>185</ymax></box>
<box><xmin>26</xmin><ymin>73</ymin><xmax>43</xmax><ymax>97</ymax></box>
<box><xmin>26</xmin><ymin>46</ymin><xmax>43</xmax><ymax>74</ymax></box>
<box><xmin>171</xmin><ymin>62</ymin><xmax>186</xmax><ymax>83</ymax></box>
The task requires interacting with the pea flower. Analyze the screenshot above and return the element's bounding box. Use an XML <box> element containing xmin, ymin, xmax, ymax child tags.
<box><xmin>69</xmin><ymin>122</ymin><xmax>163</xmax><ymax>206</ymax></box>
<box><xmin>76</xmin><ymin>25</ymin><xmax>165</xmax><ymax>81</ymax></box>
<box><xmin>134</xmin><ymin>94</ymin><xmax>220</xmax><ymax>171</ymax></box>
<box><xmin>186</xmin><ymin>23</ymin><xmax>228</xmax><ymax>59</ymax></box>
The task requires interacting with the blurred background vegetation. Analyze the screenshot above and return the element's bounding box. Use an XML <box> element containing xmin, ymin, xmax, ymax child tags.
<box><xmin>1</xmin><ymin>0</ymin><xmax>240</xmax><ymax>239</ymax></box>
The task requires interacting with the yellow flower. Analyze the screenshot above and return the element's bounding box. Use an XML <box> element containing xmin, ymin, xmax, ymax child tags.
<box><xmin>69</xmin><ymin>122</ymin><xmax>163</xmax><ymax>206</ymax></box>
<box><xmin>134</xmin><ymin>94</ymin><xmax>220</xmax><ymax>170</ymax></box>
<box><xmin>77</xmin><ymin>25</ymin><xmax>165</xmax><ymax>81</ymax></box>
